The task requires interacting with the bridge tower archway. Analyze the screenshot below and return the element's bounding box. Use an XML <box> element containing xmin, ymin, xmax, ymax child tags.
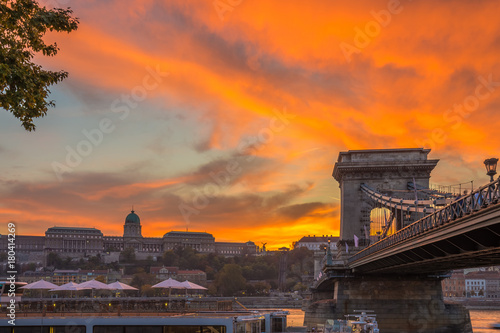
<box><xmin>369</xmin><ymin>206</ymin><xmax>393</xmax><ymax>238</ymax></box>
<box><xmin>332</xmin><ymin>148</ymin><xmax>439</xmax><ymax>250</ymax></box>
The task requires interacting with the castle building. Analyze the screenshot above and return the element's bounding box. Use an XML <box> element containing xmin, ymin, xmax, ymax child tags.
<box><xmin>0</xmin><ymin>210</ymin><xmax>257</xmax><ymax>263</ymax></box>
<box><xmin>163</xmin><ymin>231</ymin><xmax>215</xmax><ymax>253</ymax></box>
<box><xmin>45</xmin><ymin>227</ymin><xmax>103</xmax><ymax>254</ymax></box>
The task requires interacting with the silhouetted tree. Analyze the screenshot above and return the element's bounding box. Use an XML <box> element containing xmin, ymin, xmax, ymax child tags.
<box><xmin>0</xmin><ymin>0</ymin><xmax>79</xmax><ymax>130</ymax></box>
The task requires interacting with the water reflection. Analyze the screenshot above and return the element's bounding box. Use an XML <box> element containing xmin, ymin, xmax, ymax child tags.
<box><xmin>284</xmin><ymin>308</ymin><xmax>500</xmax><ymax>332</ymax></box>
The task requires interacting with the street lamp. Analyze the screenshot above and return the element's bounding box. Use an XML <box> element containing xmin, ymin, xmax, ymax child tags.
<box><xmin>483</xmin><ymin>158</ymin><xmax>498</xmax><ymax>182</ymax></box>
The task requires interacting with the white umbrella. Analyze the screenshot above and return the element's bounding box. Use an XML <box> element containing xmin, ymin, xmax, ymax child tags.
<box><xmin>107</xmin><ymin>281</ymin><xmax>138</xmax><ymax>297</ymax></box>
<box><xmin>152</xmin><ymin>278</ymin><xmax>185</xmax><ymax>296</ymax></box>
<box><xmin>152</xmin><ymin>278</ymin><xmax>185</xmax><ymax>289</ymax></box>
<box><xmin>20</xmin><ymin>279</ymin><xmax>58</xmax><ymax>298</ymax></box>
<box><xmin>49</xmin><ymin>282</ymin><xmax>91</xmax><ymax>298</ymax></box>
<box><xmin>179</xmin><ymin>280</ymin><xmax>207</xmax><ymax>296</ymax></box>
<box><xmin>77</xmin><ymin>279</ymin><xmax>110</xmax><ymax>298</ymax></box>
<box><xmin>78</xmin><ymin>279</ymin><xmax>110</xmax><ymax>289</ymax></box>
<box><xmin>20</xmin><ymin>279</ymin><xmax>58</xmax><ymax>289</ymax></box>
<box><xmin>50</xmin><ymin>282</ymin><xmax>91</xmax><ymax>291</ymax></box>
<box><xmin>179</xmin><ymin>280</ymin><xmax>207</xmax><ymax>290</ymax></box>
<box><xmin>107</xmin><ymin>281</ymin><xmax>138</xmax><ymax>291</ymax></box>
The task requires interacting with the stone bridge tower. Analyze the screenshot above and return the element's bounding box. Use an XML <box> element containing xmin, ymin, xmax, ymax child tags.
<box><xmin>304</xmin><ymin>148</ymin><xmax>473</xmax><ymax>333</ymax></box>
<box><xmin>332</xmin><ymin>148</ymin><xmax>438</xmax><ymax>250</ymax></box>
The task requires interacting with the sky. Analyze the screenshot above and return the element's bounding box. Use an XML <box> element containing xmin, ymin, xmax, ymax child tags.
<box><xmin>1</xmin><ymin>0</ymin><xmax>499</xmax><ymax>249</ymax></box>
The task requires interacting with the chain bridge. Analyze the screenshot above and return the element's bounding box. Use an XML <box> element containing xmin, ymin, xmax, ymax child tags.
<box><xmin>304</xmin><ymin>148</ymin><xmax>499</xmax><ymax>333</ymax></box>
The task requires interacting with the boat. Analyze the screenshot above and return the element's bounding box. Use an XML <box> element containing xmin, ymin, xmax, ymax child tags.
<box><xmin>0</xmin><ymin>280</ymin><xmax>27</xmax><ymax>306</ymax></box>
<box><xmin>324</xmin><ymin>310</ymin><xmax>380</xmax><ymax>333</ymax></box>
<box><xmin>0</xmin><ymin>310</ymin><xmax>288</xmax><ymax>333</ymax></box>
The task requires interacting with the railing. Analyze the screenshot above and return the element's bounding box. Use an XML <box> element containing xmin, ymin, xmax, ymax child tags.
<box><xmin>349</xmin><ymin>178</ymin><xmax>500</xmax><ymax>265</ymax></box>
<box><xmin>408</xmin><ymin>181</ymin><xmax>458</xmax><ymax>198</ymax></box>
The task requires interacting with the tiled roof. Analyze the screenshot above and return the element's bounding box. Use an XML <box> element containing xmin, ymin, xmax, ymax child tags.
<box><xmin>298</xmin><ymin>236</ymin><xmax>339</xmax><ymax>243</ymax></box>
<box><xmin>465</xmin><ymin>271</ymin><xmax>500</xmax><ymax>280</ymax></box>
<box><xmin>177</xmin><ymin>270</ymin><xmax>205</xmax><ymax>275</ymax></box>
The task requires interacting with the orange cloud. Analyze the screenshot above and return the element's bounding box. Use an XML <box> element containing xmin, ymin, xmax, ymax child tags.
<box><xmin>4</xmin><ymin>0</ymin><xmax>500</xmax><ymax>248</ymax></box>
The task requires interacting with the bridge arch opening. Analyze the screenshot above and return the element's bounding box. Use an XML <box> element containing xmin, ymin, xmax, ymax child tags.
<box><xmin>370</xmin><ymin>207</ymin><xmax>394</xmax><ymax>239</ymax></box>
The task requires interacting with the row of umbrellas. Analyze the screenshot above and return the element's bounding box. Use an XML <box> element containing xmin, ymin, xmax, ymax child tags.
<box><xmin>20</xmin><ymin>278</ymin><xmax>207</xmax><ymax>293</ymax></box>
<box><xmin>20</xmin><ymin>279</ymin><xmax>138</xmax><ymax>292</ymax></box>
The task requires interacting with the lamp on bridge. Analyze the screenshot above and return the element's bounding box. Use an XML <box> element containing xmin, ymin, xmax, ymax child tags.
<box><xmin>484</xmin><ymin>158</ymin><xmax>498</xmax><ymax>182</ymax></box>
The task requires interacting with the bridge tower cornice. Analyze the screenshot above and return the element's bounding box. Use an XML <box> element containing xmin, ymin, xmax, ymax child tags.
<box><xmin>333</xmin><ymin>160</ymin><xmax>439</xmax><ymax>183</ymax></box>
<box><xmin>333</xmin><ymin>148</ymin><xmax>439</xmax><ymax>183</ymax></box>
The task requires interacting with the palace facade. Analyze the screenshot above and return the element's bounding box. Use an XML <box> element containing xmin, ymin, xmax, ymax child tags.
<box><xmin>1</xmin><ymin>210</ymin><xmax>257</xmax><ymax>262</ymax></box>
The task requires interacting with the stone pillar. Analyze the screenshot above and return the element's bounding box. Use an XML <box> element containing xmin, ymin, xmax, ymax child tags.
<box><xmin>304</xmin><ymin>274</ymin><xmax>472</xmax><ymax>333</ymax></box>
<box><xmin>332</xmin><ymin>148</ymin><xmax>439</xmax><ymax>247</ymax></box>
<box><xmin>313</xmin><ymin>252</ymin><xmax>325</xmax><ymax>279</ymax></box>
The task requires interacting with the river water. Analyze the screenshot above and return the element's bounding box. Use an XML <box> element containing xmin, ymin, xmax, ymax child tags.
<box><xmin>285</xmin><ymin>309</ymin><xmax>500</xmax><ymax>332</ymax></box>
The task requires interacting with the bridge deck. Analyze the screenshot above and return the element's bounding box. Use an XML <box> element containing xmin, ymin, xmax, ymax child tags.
<box><xmin>349</xmin><ymin>179</ymin><xmax>500</xmax><ymax>274</ymax></box>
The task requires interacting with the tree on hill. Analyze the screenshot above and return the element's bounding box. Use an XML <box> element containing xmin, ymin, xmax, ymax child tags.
<box><xmin>46</xmin><ymin>251</ymin><xmax>62</xmax><ymax>267</ymax></box>
<box><xmin>120</xmin><ymin>247</ymin><xmax>136</xmax><ymax>262</ymax></box>
<box><xmin>214</xmin><ymin>264</ymin><xmax>246</xmax><ymax>296</ymax></box>
<box><xmin>0</xmin><ymin>0</ymin><xmax>78</xmax><ymax>131</ymax></box>
<box><xmin>162</xmin><ymin>250</ymin><xmax>179</xmax><ymax>266</ymax></box>
<box><xmin>141</xmin><ymin>284</ymin><xmax>156</xmax><ymax>297</ymax></box>
<box><xmin>130</xmin><ymin>272</ymin><xmax>156</xmax><ymax>289</ymax></box>
<box><xmin>177</xmin><ymin>247</ymin><xmax>200</xmax><ymax>269</ymax></box>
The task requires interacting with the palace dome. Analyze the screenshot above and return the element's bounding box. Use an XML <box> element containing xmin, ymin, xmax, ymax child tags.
<box><xmin>125</xmin><ymin>210</ymin><xmax>140</xmax><ymax>224</ymax></box>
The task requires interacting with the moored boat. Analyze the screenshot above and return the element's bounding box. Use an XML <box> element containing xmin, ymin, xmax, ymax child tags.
<box><xmin>324</xmin><ymin>310</ymin><xmax>380</xmax><ymax>333</ymax></box>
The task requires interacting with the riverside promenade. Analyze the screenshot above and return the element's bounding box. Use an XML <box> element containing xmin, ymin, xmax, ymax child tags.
<box><xmin>10</xmin><ymin>296</ymin><xmax>302</xmax><ymax>316</ymax></box>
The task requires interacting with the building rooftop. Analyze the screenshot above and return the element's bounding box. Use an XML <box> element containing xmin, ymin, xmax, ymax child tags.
<box><xmin>150</xmin><ymin>266</ymin><xmax>178</xmax><ymax>274</ymax></box>
<box><xmin>213</xmin><ymin>241</ymin><xmax>255</xmax><ymax>246</ymax></box>
<box><xmin>163</xmin><ymin>231</ymin><xmax>214</xmax><ymax>238</ymax></box>
<box><xmin>53</xmin><ymin>269</ymin><xmax>80</xmax><ymax>274</ymax></box>
<box><xmin>125</xmin><ymin>210</ymin><xmax>140</xmax><ymax>224</ymax></box>
<box><xmin>297</xmin><ymin>235</ymin><xmax>339</xmax><ymax>243</ymax></box>
<box><xmin>465</xmin><ymin>271</ymin><xmax>500</xmax><ymax>280</ymax></box>
<box><xmin>178</xmin><ymin>270</ymin><xmax>205</xmax><ymax>275</ymax></box>
<box><xmin>46</xmin><ymin>227</ymin><xmax>102</xmax><ymax>233</ymax></box>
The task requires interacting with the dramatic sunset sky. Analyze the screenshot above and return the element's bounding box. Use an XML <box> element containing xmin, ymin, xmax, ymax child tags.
<box><xmin>1</xmin><ymin>0</ymin><xmax>499</xmax><ymax>248</ymax></box>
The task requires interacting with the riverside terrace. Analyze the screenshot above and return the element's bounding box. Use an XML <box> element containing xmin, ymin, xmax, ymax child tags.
<box><xmin>7</xmin><ymin>297</ymin><xmax>234</xmax><ymax>315</ymax></box>
<box><xmin>6</xmin><ymin>297</ymin><xmax>303</xmax><ymax>316</ymax></box>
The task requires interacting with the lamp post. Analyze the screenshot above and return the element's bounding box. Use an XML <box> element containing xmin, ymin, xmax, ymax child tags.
<box><xmin>483</xmin><ymin>158</ymin><xmax>498</xmax><ymax>182</ymax></box>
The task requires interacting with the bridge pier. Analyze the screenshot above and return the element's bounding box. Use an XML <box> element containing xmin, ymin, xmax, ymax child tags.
<box><xmin>304</xmin><ymin>273</ymin><xmax>472</xmax><ymax>333</ymax></box>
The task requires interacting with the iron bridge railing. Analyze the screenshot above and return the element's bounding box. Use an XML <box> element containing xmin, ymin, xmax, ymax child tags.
<box><xmin>348</xmin><ymin>178</ymin><xmax>500</xmax><ymax>265</ymax></box>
